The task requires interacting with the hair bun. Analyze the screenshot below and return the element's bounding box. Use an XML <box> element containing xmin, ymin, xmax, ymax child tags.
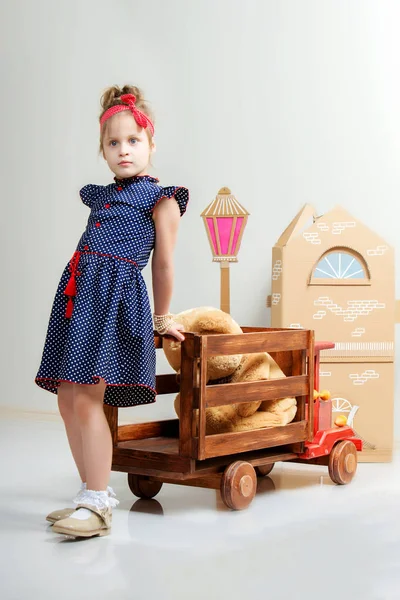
<box><xmin>100</xmin><ymin>84</ymin><xmax>147</xmax><ymax>111</ymax></box>
<box><xmin>121</xmin><ymin>85</ymin><xmax>144</xmax><ymax>103</ymax></box>
<box><xmin>100</xmin><ymin>86</ymin><xmax>120</xmax><ymax>110</ymax></box>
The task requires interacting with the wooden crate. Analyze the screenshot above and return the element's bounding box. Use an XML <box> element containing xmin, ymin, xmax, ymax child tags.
<box><xmin>105</xmin><ymin>326</ymin><xmax>315</xmax><ymax>477</ymax></box>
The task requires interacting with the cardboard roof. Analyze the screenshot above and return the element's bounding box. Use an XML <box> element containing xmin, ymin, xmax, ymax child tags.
<box><xmin>275</xmin><ymin>204</ymin><xmax>316</xmax><ymax>247</ymax></box>
<box><xmin>275</xmin><ymin>204</ymin><xmax>391</xmax><ymax>249</ymax></box>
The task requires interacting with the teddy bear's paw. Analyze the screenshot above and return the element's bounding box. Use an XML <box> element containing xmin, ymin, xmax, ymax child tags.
<box><xmin>205</xmin><ymin>406</ymin><xmax>238</xmax><ymax>435</ymax></box>
<box><xmin>231</xmin><ymin>353</ymin><xmax>271</xmax><ymax>383</ymax></box>
<box><xmin>207</xmin><ymin>355</ymin><xmax>242</xmax><ymax>381</ymax></box>
<box><xmin>236</xmin><ymin>400</ymin><xmax>262</xmax><ymax>417</ymax></box>
<box><xmin>259</xmin><ymin>396</ymin><xmax>297</xmax><ymax>414</ymax></box>
<box><xmin>284</xmin><ymin>403</ymin><xmax>298</xmax><ymax>424</ymax></box>
<box><xmin>232</xmin><ymin>409</ymin><xmax>294</xmax><ymax>430</ymax></box>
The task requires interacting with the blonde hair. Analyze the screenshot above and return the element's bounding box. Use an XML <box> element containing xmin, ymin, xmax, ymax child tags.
<box><xmin>99</xmin><ymin>84</ymin><xmax>154</xmax><ymax>152</ymax></box>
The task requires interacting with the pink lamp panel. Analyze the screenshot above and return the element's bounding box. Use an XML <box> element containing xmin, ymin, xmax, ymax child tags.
<box><xmin>207</xmin><ymin>216</ymin><xmax>244</xmax><ymax>255</ymax></box>
<box><xmin>206</xmin><ymin>218</ymin><xmax>218</xmax><ymax>253</ymax></box>
<box><xmin>232</xmin><ymin>217</ymin><xmax>244</xmax><ymax>254</ymax></box>
<box><xmin>216</xmin><ymin>217</ymin><xmax>233</xmax><ymax>254</ymax></box>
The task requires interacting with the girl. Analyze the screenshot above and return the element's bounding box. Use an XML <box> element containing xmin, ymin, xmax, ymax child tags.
<box><xmin>35</xmin><ymin>85</ymin><xmax>188</xmax><ymax>538</ymax></box>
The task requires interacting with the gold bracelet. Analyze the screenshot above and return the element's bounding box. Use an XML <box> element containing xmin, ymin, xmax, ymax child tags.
<box><xmin>153</xmin><ymin>313</ymin><xmax>175</xmax><ymax>335</ymax></box>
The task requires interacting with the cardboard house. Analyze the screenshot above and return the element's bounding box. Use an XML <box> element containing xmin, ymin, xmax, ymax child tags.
<box><xmin>268</xmin><ymin>204</ymin><xmax>399</xmax><ymax>462</ymax></box>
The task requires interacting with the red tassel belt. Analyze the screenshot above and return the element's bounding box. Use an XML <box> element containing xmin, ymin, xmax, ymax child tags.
<box><xmin>63</xmin><ymin>250</ymin><xmax>138</xmax><ymax>319</ymax></box>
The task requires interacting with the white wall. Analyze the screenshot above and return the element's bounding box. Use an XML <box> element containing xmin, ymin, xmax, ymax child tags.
<box><xmin>1</xmin><ymin>0</ymin><xmax>399</xmax><ymax>435</ymax></box>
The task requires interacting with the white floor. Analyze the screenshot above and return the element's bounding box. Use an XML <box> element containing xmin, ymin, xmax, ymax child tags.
<box><xmin>1</xmin><ymin>411</ymin><xmax>399</xmax><ymax>600</ymax></box>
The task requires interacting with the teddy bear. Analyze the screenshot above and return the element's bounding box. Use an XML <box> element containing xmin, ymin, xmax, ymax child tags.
<box><xmin>162</xmin><ymin>307</ymin><xmax>297</xmax><ymax>434</ymax></box>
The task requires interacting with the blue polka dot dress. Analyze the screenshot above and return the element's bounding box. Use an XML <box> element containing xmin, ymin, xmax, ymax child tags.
<box><xmin>35</xmin><ymin>175</ymin><xmax>189</xmax><ymax>407</ymax></box>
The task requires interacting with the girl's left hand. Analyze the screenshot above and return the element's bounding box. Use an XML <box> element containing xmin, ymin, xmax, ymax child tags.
<box><xmin>164</xmin><ymin>322</ymin><xmax>185</xmax><ymax>342</ymax></box>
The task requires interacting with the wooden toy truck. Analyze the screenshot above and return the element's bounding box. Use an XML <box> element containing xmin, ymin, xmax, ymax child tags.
<box><xmin>104</xmin><ymin>327</ymin><xmax>362</xmax><ymax>510</ymax></box>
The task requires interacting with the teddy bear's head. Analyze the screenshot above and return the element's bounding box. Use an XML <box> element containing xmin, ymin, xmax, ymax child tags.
<box><xmin>162</xmin><ymin>307</ymin><xmax>243</xmax><ymax>381</ymax></box>
<box><xmin>163</xmin><ymin>307</ymin><xmax>297</xmax><ymax>436</ymax></box>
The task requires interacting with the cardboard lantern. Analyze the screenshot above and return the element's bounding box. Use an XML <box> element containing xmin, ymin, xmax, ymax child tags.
<box><xmin>201</xmin><ymin>187</ymin><xmax>249</xmax><ymax>314</ymax></box>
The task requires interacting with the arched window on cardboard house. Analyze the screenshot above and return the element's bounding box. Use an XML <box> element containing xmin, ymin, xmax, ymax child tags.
<box><xmin>309</xmin><ymin>247</ymin><xmax>370</xmax><ymax>286</ymax></box>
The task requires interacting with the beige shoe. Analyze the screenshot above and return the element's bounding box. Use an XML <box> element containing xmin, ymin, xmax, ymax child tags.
<box><xmin>52</xmin><ymin>503</ymin><xmax>112</xmax><ymax>538</ymax></box>
<box><xmin>45</xmin><ymin>485</ymin><xmax>118</xmax><ymax>524</ymax></box>
<box><xmin>46</xmin><ymin>507</ymin><xmax>75</xmax><ymax>524</ymax></box>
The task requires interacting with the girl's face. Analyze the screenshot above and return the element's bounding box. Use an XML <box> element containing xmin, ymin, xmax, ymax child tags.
<box><xmin>102</xmin><ymin>111</ymin><xmax>155</xmax><ymax>179</ymax></box>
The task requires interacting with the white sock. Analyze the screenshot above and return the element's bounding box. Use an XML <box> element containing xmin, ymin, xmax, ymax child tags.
<box><xmin>70</xmin><ymin>489</ymin><xmax>110</xmax><ymax>520</ymax></box>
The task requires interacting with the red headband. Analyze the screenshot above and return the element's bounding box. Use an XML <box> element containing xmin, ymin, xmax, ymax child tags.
<box><xmin>100</xmin><ymin>93</ymin><xmax>154</xmax><ymax>135</ymax></box>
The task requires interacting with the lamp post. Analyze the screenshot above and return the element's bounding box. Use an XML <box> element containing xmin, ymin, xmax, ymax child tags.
<box><xmin>201</xmin><ymin>187</ymin><xmax>249</xmax><ymax>314</ymax></box>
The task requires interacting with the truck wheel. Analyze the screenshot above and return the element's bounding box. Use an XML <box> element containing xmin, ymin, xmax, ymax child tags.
<box><xmin>328</xmin><ymin>440</ymin><xmax>358</xmax><ymax>485</ymax></box>
<box><xmin>220</xmin><ymin>461</ymin><xmax>257</xmax><ymax>510</ymax></box>
<box><xmin>255</xmin><ymin>463</ymin><xmax>275</xmax><ymax>477</ymax></box>
<box><xmin>128</xmin><ymin>474</ymin><xmax>163</xmax><ymax>499</ymax></box>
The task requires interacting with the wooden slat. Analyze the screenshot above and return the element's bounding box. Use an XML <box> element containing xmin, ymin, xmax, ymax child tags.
<box><xmin>194</xmin><ymin>450</ymin><xmax>298</xmax><ymax>474</ymax></box>
<box><xmin>113</xmin><ymin>447</ymin><xmax>298</xmax><ymax>479</ymax></box>
<box><xmin>205</xmin><ymin>375</ymin><xmax>308</xmax><ymax>407</ymax></box>
<box><xmin>289</xmin><ymin>456</ymin><xmax>329</xmax><ymax>466</ymax></box>
<box><xmin>292</xmin><ymin>350</ymin><xmax>306</xmax><ymax>421</ymax></box>
<box><xmin>199</xmin><ymin>420</ymin><xmax>307</xmax><ymax>459</ymax></box>
<box><xmin>179</xmin><ymin>336</ymin><xmax>195</xmax><ymax>457</ymax></box>
<box><xmin>117</xmin><ymin>419</ymin><xmax>179</xmax><ymax>442</ymax></box>
<box><xmin>155</xmin><ymin>373</ymin><xmax>180</xmax><ymax>395</ymax></box>
<box><xmin>112</xmin><ymin>451</ymin><xmax>190</xmax><ymax>474</ymax></box>
<box><xmin>153</xmin><ymin>332</ymin><xmax>163</xmax><ymax>348</ymax></box>
<box><xmin>112</xmin><ymin>463</ymin><xmax>192</xmax><ymax>478</ymax></box>
<box><xmin>206</xmin><ymin>330</ymin><xmax>309</xmax><ymax>356</ymax></box>
<box><xmin>290</xmin><ymin>349</ymin><xmax>306</xmax><ymax>453</ymax></box>
<box><xmin>241</xmin><ymin>327</ymin><xmax>298</xmax><ymax>333</ymax></box>
<box><xmin>198</xmin><ymin>336</ymin><xmax>208</xmax><ymax>460</ymax></box>
<box><xmin>114</xmin><ymin>438</ymin><xmax>190</xmax><ymax>473</ymax></box>
<box><xmin>118</xmin><ymin>436</ymin><xmax>180</xmax><ymax>452</ymax></box>
<box><xmin>307</xmin><ymin>331</ymin><xmax>315</xmax><ymax>441</ymax></box>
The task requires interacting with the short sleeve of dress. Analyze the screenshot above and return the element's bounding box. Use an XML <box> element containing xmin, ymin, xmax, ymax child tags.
<box><xmin>152</xmin><ymin>186</ymin><xmax>189</xmax><ymax>217</ymax></box>
<box><xmin>79</xmin><ymin>184</ymin><xmax>103</xmax><ymax>208</ymax></box>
